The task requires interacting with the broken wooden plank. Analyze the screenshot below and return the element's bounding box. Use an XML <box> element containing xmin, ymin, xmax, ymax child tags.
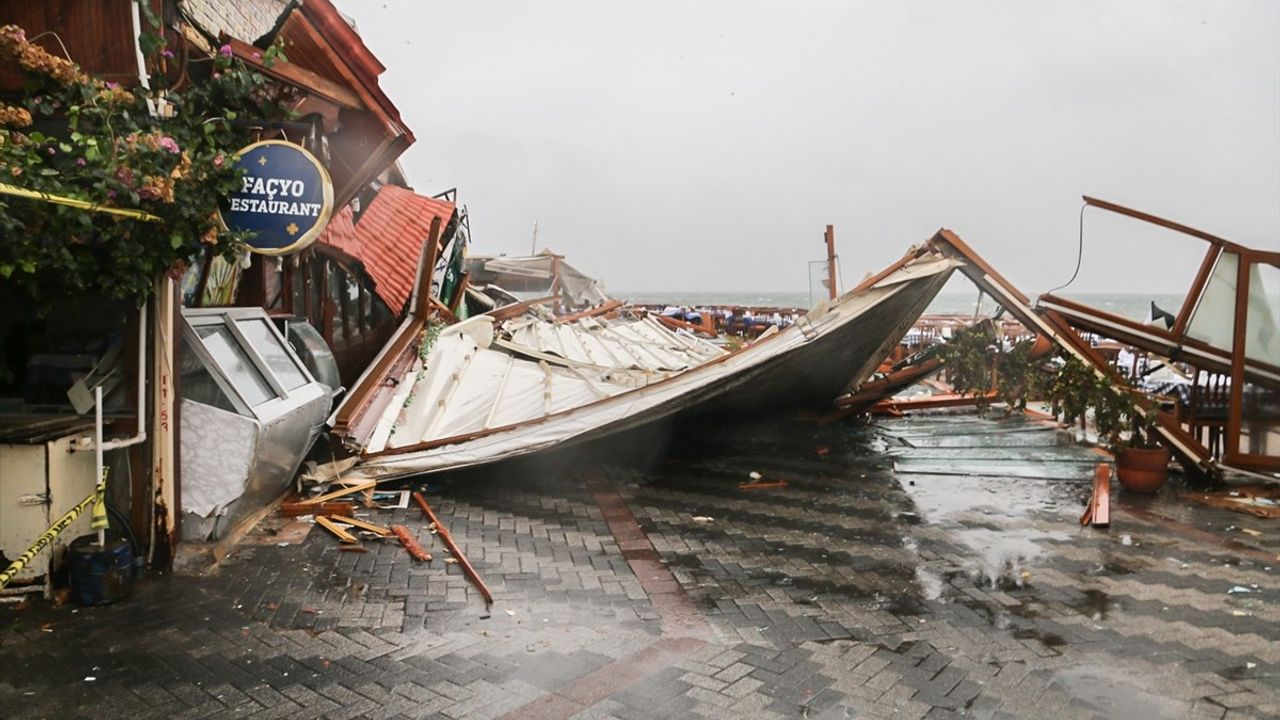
<box><xmin>1080</xmin><ymin>463</ymin><xmax>1111</xmax><ymax>527</ymax></box>
<box><xmin>738</xmin><ymin>480</ymin><xmax>788</xmax><ymax>491</ymax></box>
<box><xmin>330</xmin><ymin>516</ymin><xmax>393</xmax><ymax>536</ymax></box>
<box><xmin>316</xmin><ymin>516</ymin><xmax>359</xmax><ymax>543</ymax></box>
<box><xmin>413</xmin><ymin>492</ymin><xmax>493</xmax><ymax>606</ymax></box>
<box><xmin>390</xmin><ymin>524</ymin><xmax>432</xmax><ymax>562</ymax></box>
<box><xmin>871</xmin><ymin>391</ymin><xmax>998</xmax><ymax>414</ymax></box>
<box><xmin>300</xmin><ymin>480</ymin><xmax>377</xmax><ymax>505</ymax></box>
<box><xmin>281</xmin><ymin>501</ymin><xmax>355</xmax><ymax>517</ymax></box>
<box><xmin>338</xmin><ymin>545</ymin><xmax>368</xmax><ymax>553</ymax></box>
<box><xmin>554</xmin><ymin>299</ymin><xmax>624</xmax><ymax>325</ymax></box>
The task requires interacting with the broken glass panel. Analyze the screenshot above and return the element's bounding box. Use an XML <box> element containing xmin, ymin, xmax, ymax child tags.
<box><xmin>235</xmin><ymin>318</ymin><xmax>308</xmax><ymax>392</ymax></box>
<box><xmin>195</xmin><ymin>324</ymin><xmax>275</xmax><ymax>407</ymax></box>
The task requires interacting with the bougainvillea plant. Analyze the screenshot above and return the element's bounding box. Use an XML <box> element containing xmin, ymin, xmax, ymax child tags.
<box><xmin>0</xmin><ymin>17</ymin><xmax>290</xmax><ymax>308</ymax></box>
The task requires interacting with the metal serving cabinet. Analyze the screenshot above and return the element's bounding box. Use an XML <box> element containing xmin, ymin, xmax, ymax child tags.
<box><xmin>178</xmin><ymin>307</ymin><xmax>332</xmax><ymax>541</ymax></box>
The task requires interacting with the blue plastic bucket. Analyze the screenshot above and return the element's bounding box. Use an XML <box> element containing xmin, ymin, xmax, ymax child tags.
<box><xmin>69</xmin><ymin>534</ymin><xmax>134</xmax><ymax>605</ymax></box>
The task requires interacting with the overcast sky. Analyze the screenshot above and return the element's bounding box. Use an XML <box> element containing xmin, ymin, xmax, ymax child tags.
<box><xmin>334</xmin><ymin>0</ymin><xmax>1279</xmax><ymax>296</ymax></box>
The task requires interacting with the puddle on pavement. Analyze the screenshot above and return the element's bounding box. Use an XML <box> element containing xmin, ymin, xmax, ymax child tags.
<box><xmin>878</xmin><ymin>416</ymin><xmax>1099</xmax><ymax>592</ymax></box>
<box><xmin>1050</xmin><ymin>665</ymin><xmax>1188</xmax><ymax>719</ymax></box>
<box><xmin>899</xmin><ymin>473</ymin><xmax>1077</xmax><ymax>588</ymax></box>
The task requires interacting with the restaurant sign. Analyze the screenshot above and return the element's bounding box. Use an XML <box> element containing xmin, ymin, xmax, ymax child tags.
<box><xmin>219</xmin><ymin>140</ymin><xmax>334</xmax><ymax>255</ymax></box>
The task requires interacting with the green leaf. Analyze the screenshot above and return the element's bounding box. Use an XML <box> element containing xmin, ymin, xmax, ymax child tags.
<box><xmin>170</xmin><ymin>233</ymin><xmax>184</xmax><ymax>249</ymax></box>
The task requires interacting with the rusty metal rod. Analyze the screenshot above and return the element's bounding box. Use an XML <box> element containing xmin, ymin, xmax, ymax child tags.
<box><xmin>413</xmin><ymin>492</ymin><xmax>493</xmax><ymax>607</ymax></box>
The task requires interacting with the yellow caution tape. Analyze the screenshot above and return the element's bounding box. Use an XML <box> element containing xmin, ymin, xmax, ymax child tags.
<box><xmin>90</xmin><ymin>468</ymin><xmax>109</xmax><ymax>532</ymax></box>
<box><xmin>0</xmin><ymin>471</ymin><xmax>107</xmax><ymax>590</ymax></box>
<box><xmin>0</xmin><ymin>181</ymin><xmax>161</xmax><ymax>222</ymax></box>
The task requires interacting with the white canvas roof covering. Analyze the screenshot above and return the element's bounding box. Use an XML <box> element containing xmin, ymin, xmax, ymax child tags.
<box><xmin>362</xmin><ymin>311</ymin><xmax>728</xmax><ymax>453</ymax></box>
<box><xmin>501</xmin><ymin>316</ymin><xmax>724</xmax><ymax>373</ymax></box>
<box><xmin>479</xmin><ymin>251</ymin><xmax>610</xmax><ymax>306</ymax></box>
<box><xmin>349</xmin><ymin>252</ymin><xmax>961</xmax><ymax>479</ymax></box>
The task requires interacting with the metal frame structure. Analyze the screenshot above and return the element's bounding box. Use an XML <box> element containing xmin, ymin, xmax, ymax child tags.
<box><xmin>1037</xmin><ymin>197</ymin><xmax>1280</xmax><ymax>473</ymax></box>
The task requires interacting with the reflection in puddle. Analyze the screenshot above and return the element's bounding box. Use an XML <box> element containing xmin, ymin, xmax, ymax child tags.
<box><xmin>900</xmin><ymin>474</ymin><xmax>1076</xmax><ymax>588</ymax></box>
<box><xmin>1051</xmin><ymin>665</ymin><xmax>1187</xmax><ymax>719</ymax></box>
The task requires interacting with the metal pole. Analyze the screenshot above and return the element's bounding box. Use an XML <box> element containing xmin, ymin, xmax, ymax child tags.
<box><xmin>824</xmin><ymin>225</ymin><xmax>838</xmax><ymax>300</ymax></box>
<box><xmin>95</xmin><ymin>386</ymin><xmax>104</xmax><ymax>547</ymax></box>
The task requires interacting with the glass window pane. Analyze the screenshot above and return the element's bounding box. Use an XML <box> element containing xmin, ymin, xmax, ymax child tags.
<box><xmin>235</xmin><ymin>318</ymin><xmax>309</xmax><ymax>391</ymax></box>
<box><xmin>178</xmin><ymin>332</ymin><xmax>236</xmax><ymax>413</ymax></box>
<box><xmin>195</xmin><ymin>324</ymin><xmax>275</xmax><ymax>406</ymax></box>
<box><xmin>1186</xmin><ymin>252</ymin><xmax>1239</xmax><ymax>352</ymax></box>
<box><xmin>309</xmin><ymin>260</ymin><xmax>323</xmax><ymax>328</ymax></box>
<box><xmin>290</xmin><ymin>260</ymin><xmax>305</xmax><ymax>316</ymax></box>
<box><xmin>328</xmin><ymin>261</ymin><xmax>347</xmax><ymax>348</ymax></box>
<box><xmin>345</xmin><ymin>272</ymin><xmax>363</xmax><ymax>344</ymax></box>
<box><xmin>264</xmin><ymin>261</ymin><xmax>283</xmax><ymax>310</ymax></box>
<box><xmin>1245</xmin><ymin>262</ymin><xmax>1280</xmax><ymax>366</ymax></box>
<box><xmin>361</xmin><ymin>284</ymin><xmax>374</xmax><ymax>331</ymax></box>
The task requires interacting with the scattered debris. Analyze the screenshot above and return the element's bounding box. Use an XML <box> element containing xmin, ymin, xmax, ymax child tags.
<box><xmin>301</xmin><ymin>480</ymin><xmax>377</xmax><ymax>506</ymax></box>
<box><xmin>691</xmin><ymin>516</ymin><xmax>715</xmax><ymax>523</ymax></box>
<box><xmin>282</xmin><ymin>501</ymin><xmax>354</xmax><ymax>518</ymax></box>
<box><xmin>338</xmin><ymin>545</ymin><xmax>368</xmax><ymax>554</ymax></box>
<box><xmin>371</xmin><ymin>490</ymin><xmax>410</xmax><ymax>509</ymax></box>
<box><xmin>1185</xmin><ymin>486</ymin><xmax>1280</xmax><ymax>519</ymax></box>
<box><xmin>1227</xmin><ymin>586</ymin><xmax>1254</xmax><ymax>594</ymax></box>
<box><xmin>330</xmin><ymin>516</ymin><xmax>392</xmax><ymax>537</ymax></box>
<box><xmin>739</xmin><ymin>480</ymin><xmax>788</xmax><ymax>491</ymax></box>
<box><xmin>315</xmin><ymin>516</ymin><xmax>359</xmax><ymax>544</ymax></box>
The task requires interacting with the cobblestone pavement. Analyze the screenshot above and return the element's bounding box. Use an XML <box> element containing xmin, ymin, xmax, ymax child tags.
<box><xmin>3</xmin><ymin>413</ymin><xmax>1278</xmax><ymax>719</ymax></box>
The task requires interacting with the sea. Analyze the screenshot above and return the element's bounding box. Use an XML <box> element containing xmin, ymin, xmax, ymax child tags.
<box><xmin>617</xmin><ymin>291</ymin><xmax>1189</xmax><ymax>323</ymax></box>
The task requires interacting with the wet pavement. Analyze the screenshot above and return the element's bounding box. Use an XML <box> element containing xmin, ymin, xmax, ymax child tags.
<box><xmin>2</xmin><ymin>411</ymin><xmax>1279</xmax><ymax>719</ymax></box>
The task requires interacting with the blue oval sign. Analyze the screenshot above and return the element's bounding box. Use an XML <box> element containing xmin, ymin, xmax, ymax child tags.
<box><xmin>219</xmin><ymin>140</ymin><xmax>334</xmax><ymax>255</ymax></box>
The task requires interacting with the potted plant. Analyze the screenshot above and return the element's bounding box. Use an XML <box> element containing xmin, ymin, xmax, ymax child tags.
<box><xmin>1042</xmin><ymin>354</ymin><xmax>1169</xmax><ymax>493</ymax></box>
<box><xmin>941</xmin><ymin>325</ymin><xmax>1169</xmax><ymax>492</ymax></box>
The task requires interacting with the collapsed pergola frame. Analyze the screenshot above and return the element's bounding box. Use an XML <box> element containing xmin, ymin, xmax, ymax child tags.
<box><xmin>910</xmin><ymin>199</ymin><xmax>1278</xmax><ymax>478</ymax></box>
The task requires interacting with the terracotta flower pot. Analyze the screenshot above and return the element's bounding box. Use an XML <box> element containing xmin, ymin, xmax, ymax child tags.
<box><xmin>1115</xmin><ymin>446</ymin><xmax>1170</xmax><ymax>494</ymax></box>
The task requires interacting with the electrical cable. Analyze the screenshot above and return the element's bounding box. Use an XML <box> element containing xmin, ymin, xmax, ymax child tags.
<box><xmin>104</xmin><ymin>502</ymin><xmax>141</xmax><ymax>576</ymax></box>
<box><xmin>1046</xmin><ymin>202</ymin><xmax>1088</xmax><ymax>296</ymax></box>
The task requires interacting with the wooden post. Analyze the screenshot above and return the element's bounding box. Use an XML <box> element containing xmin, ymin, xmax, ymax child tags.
<box><xmin>824</xmin><ymin>225</ymin><xmax>838</xmax><ymax>300</ymax></box>
<box><xmin>413</xmin><ymin>216</ymin><xmax>444</xmax><ymax>320</ymax></box>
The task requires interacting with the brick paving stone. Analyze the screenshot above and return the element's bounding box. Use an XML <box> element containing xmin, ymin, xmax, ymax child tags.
<box><xmin>3</xmin><ymin>415</ymin><xmax>1279</xmax><ymax>719</ymax></box>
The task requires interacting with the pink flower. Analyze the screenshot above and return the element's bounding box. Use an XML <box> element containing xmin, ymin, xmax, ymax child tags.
<box><xmin>162</xmin><ymin>49</ymin><xmax>175</xmax><ymax>59</ymax></box>
<box><xmin>218</xmin><ymin>44</ymin><xmax>233</xmax><ymax>57</ymax></box>
<box><xmin>106</xmin><ymin>81</ymin><xmax>119</xmax><ymax>90</ymax></box>
<box><xmin>75</xmin><ymin>157</ymin><xmax>86</xmax><ymax>166</ymax></box>
<box><xmin>46</xmin><ymin>146</ymin><xmax>56</xmax><ymax>155</ymax></box>
<box><xmin>212</xmin><ymin>153</ymin><xmax>226</xmax><ymax>168</ymax></box>
<box><xmin>158</xmin><ymin>136</ymin><xmax>179</xmax><ymax>154</ymax></box>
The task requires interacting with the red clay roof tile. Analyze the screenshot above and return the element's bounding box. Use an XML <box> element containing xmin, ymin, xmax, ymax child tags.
<box><xmin>350</xmin><ymin>185</ymin><xmax>455</xmax><ymax>314</ymax></box>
